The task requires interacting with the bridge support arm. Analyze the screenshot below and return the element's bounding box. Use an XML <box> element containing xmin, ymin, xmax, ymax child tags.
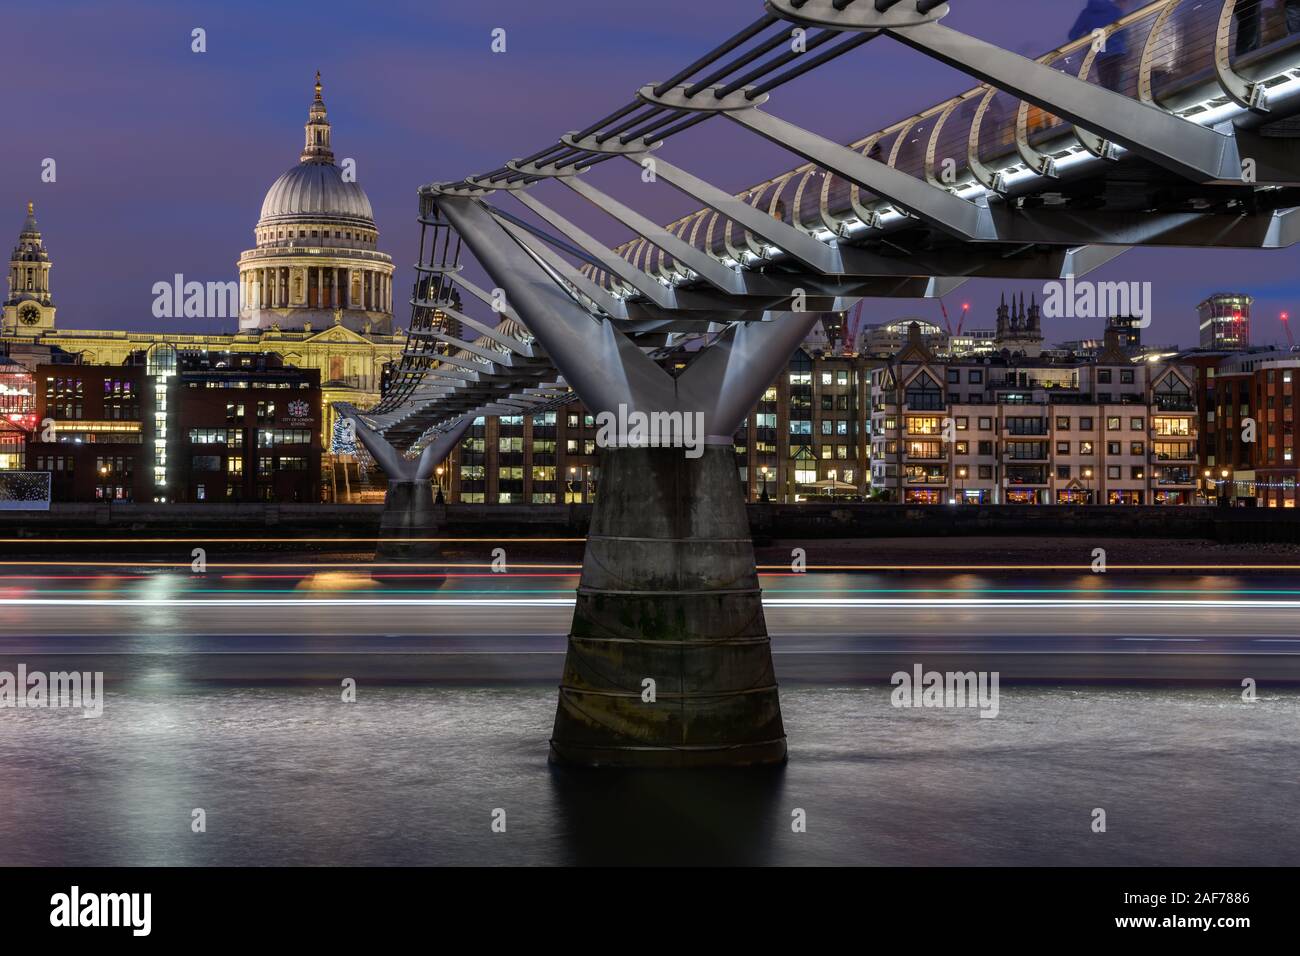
<box><xmin>886</xmin><ymin>20</ymin><xmax>1241</xmax><ymax>184</ymax></box>
<box><xmin>725</xmin><ymin>107</ymin><xmax>997</xmax><ymax>240</ymax></box>
<box><xmin>435</xmin><ymin>195</ymin><xmax>676</xmax><ymax>418</ymax></box>
<box><xmin>677</xmin><ymin>309</ymin><xmax>823</xmax><ymax>440</ymax></box>
<box><xmin>413</xmin><ymin>416</ymin><xmax>474</xmax><ymax>481</ymax></box>
<box><xmin>336</xmin><ymin>406</ymin><xmax>420</xmax><ymax>481</ymax></box>
<box><xmin>510</xmin><ymin>190</ymin><xmax>679</xmax><ymax>309</ymax></box>
<box><xmin>628</xmin><ymin>152</ymin><xmax>844</xmax><ymax>273</ymax></box>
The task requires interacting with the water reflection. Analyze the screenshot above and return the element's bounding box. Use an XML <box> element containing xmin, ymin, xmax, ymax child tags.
<box><xmin>2</xmin><ymin>685</ymin><xmax>1298</xmax><ymax>866</ymax></box>
<box><xmin>548</xmin><ymin>763</ymin><xmax>788</xmax><ymax>866</ymax></box>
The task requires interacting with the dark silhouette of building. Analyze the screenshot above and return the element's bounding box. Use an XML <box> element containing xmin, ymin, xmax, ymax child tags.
<box><xmin>994</xmin><ymin>291</ymin><xmax>1044</xmax><ymax>358</ymax></box>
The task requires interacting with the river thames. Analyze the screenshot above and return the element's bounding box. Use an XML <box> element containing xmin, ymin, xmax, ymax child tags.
<box><xmin>2</xmin><ymin>683</ymin><xmax>1296</xmax><ymax>866</ymax></box>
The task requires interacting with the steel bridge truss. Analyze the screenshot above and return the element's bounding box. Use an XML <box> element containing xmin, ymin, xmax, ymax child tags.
<box><xmin>350</xmin><ymin>0</ymin><xmax>1300</xmax><ymax>457</ymax></box>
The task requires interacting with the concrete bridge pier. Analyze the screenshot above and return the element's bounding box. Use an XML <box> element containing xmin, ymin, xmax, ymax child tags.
<box><xmin>376</xmin><ymin>479</ymin><xmax>444</xmax><ymax>563</ymax></box>
<box><xmin>434</xmin><ymin>194</ymin><xmax>823</xmax><ymax>768</ymax></box>
<box><xmin>549</xmin><ymin>444</ymin><xmax>786</xmax><ymax>768</ymax></box>
<box><xmin>335</xmin><ymin>408</ymin><xmax>470</xmax><ymax>570</ymax></box>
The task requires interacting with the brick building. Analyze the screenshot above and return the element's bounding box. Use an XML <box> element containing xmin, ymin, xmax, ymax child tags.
<box><xmin>169</xmin><ymin>352</ymin><xmax>321</xmax><ymax>503</ymax></box>
<box><xmin>25</xmin><ymin>362</ymin><xmax>154</xmax><ymax>502</ymax></box>
<box><xmin>1195</xmin><ymin>349</ymin><xmax>1300</xmax><ymax>507</ymax></box>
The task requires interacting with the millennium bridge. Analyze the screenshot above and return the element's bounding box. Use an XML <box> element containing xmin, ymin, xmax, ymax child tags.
<box><xmin>337</xmin><ymin>0</ymin><xmax>1300</xmax><ymax>767</ymax></box>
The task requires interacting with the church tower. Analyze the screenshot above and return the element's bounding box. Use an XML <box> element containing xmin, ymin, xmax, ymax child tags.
<box><xmin>993</xmin><ymin>289</ymin><xmax>1044</xmax><ymax>358</ymax></box>
<box><xmin>3</xmin><ymin>202</ymin><xmax>56</xmax><ymax>336</ymax></box>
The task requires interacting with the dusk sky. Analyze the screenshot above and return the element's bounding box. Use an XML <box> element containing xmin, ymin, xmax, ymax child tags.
<box><xmin>4</xmin><ymin>0</ymin><xmax>1298</xmax><ymax>348</ymax></box>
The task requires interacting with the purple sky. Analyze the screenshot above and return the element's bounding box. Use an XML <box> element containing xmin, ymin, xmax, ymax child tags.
<box><xmin>3</xmin><ymin>0</ymin><xmax>1297</xmax><ymax>348</ymax></box>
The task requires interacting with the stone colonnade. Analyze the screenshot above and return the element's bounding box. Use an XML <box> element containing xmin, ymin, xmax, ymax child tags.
<box><xmin>239</xmin><ymin>264</ymin><xmax>391</xmax><ymax>312</ymax></box>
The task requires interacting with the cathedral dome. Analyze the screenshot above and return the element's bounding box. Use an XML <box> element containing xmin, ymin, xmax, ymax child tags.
<box><xmin>258</xmin><ymin>163</ymin><xmax>374</xmax><ymax>227</ymax></box>
<box><xmin>237</xmin><ymin>73</ymin><xmax>395</xmax><ymax>336</ymax></box>
<box><xmin>254</xmin><ymin>72</ymin><xmax>376</xmax><ymax>231</ymax></box>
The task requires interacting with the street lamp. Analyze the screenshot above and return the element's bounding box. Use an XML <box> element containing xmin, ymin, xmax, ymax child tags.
<box><xmin>1082</xmin><ymin>467</ymin><xmax>1094</xmax><ymax>505</ymax></box>
<box><xmin>568</xmin><ymin>465</ymin><xmax>590</xmax><ymax>503</ymax></box>
<box><xmin>567</xmin><ymin>466</ymin><xmax>577</xmax><ymax>503</ymax></box>
<box><xmin>956</xmin><ymin>466</ymin><xmax>968</xmax><ymax>503</ymax></box>
<box><xmin>759</xmin><ymin>465</ymin><xmax>770</xmax><ymax>503</ymax></box>
<box><xmin>98</xmin><ymin>464</ymin><xmax>112</xmax><ymax>508</ymax></box>
<box><xmin>434</xmin><ymin>464</ymin><xmax>445</xmax><ymax>504</ymax></box>
<box><xmin>1220</xmin><ymin>468</ymin><xmax>1231</xmax><ymax>507</ymax></box>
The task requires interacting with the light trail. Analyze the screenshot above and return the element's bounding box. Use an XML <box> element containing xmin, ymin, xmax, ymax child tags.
<box><xmin>759</xmin><ymin>564</ymin><xmax>1300</xmax><ymax>572</ymax></box>
<box><xmin>0</xmin><ymin>537</ymin><xmax>587</xmax><ymax>544</ymax></box>
<box><xmin>8</xmin><ymin>583</ymin><xmax>1300</xmax><ymax>597</ymax></box>
<box><xmin>4</xmin><ymin>560</ymin><xmax>1300</xmax><ymax>572</ymax></box>
<box><xmin>1</xmin><ymin>596</ymin><xmax>1299</xmax><ymax>610</ymax></box>
<box><xmin>0</xmin><ymin>561</ymin><xmax>585</xmax><ymax>569</ymax></box>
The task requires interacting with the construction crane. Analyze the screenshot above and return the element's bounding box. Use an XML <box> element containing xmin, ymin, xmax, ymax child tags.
<box><xmin>1283</xmin><ymin>311</ymin><xmax>1295</xmax><ymax>349</ymax></box>
<box><xmin>938</xmin><ymin>299</ymin><xmax>971</xmax><ymax>337</ymax></box>
<box><xmin>841</xmin><ymin>301</ymin><xmax>866</xmax><ymax>356</ymax></box>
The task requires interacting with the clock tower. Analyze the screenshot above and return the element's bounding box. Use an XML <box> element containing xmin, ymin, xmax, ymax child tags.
<box><xmin>3</xmin><ymin>202</ymin><xmax>56</xmax><ymax>336</ymax></box>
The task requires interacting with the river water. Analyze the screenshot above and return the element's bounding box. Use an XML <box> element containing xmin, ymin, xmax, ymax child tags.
<box><xmin>1</xmin><ymin>684</ymin><xmax>1296</xmax><ymax>866</ymax></box>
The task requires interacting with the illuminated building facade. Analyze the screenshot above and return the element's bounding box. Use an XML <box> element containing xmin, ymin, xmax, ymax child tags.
<box><xmin>25</xmin><ymin>364</ymin><xmax>154</xmax><ymax>502</ymax></box>
<box><xmin>1197</xmin><ymin>349</ymin><xmax>1300</xmax><ymax>507</ymax></box>
<box><xmin>237</xmin><ymin>74</ymin><xmax>396</xmax><ymax>335</ymax></box>
<box><xmin>2</xmin><ymin>202</ymin><xmax>56</xmax><ymax>337</ymax></box>
<box><xmin>168</xmin><ymin>353</ymin><xmax>322</xmax><ymax>503</ymax></box>
<box><xmin>1198</xmin><ymin>293</ymin><xmax>1253</xmax><ymax>350</ymax></box>
<box><xmin>0</xmin><ymin>79</ymin><xmax>405</xmax><ymax>492</ymax></box>
<box><xmin>0</xmin><ymin>356</ymin><xmax>36</xmax><ymax>469</ymax></box>
<box><xmin>436</xmin><ymin>347</ymin><xmax>878</xmax><ymax>505</ymax></box>
<box><xmin>870</xmin><ymin>324</ymin><xmax>1200</xmax><ymax>505</ymax></box>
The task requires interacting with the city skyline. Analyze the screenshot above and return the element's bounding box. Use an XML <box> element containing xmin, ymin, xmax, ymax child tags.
<box><xmin>4</xmin><ymin>0</ymin><xmax>1299</xmax><ymax>348</ymax></box>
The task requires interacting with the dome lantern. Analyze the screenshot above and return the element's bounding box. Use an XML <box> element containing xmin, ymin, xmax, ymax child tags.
<box><xmin>301</xmin><ymin>70</ymin><xmax>334</xmax><ymax>165</ymax></box>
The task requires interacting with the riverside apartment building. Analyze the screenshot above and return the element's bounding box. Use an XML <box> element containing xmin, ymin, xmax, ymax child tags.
<box><xmin>869</xmin><ymin>324</ymin><xmax>1200</xmax><ymax>505</ymax></box>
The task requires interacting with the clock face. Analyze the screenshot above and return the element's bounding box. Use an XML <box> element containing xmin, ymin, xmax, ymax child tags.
<box><xmin>18</xmin><ymin>305</ymin><xmax>41</xmax><ymax>326</ymax></box>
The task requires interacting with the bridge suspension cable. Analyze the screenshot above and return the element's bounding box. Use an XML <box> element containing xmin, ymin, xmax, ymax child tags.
<box><xmin>460</xmin><ymin>10</ymin><xmax>879</xmax><ymax>189</ymax></box>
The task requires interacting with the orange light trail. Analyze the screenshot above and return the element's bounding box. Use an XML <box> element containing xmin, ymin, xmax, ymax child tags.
<box><xmin>0</xmin><ymin>561</ymin><xmax>1295</xmax><ymax>572</ymax></box>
